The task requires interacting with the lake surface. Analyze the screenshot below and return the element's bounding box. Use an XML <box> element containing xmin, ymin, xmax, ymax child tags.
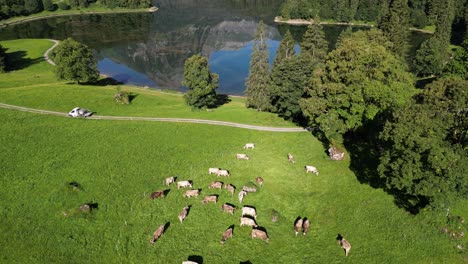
<box><xmin>0</xmin><ymin>0</ymin><xmax>428</xmax><ymax>95</ymax></box>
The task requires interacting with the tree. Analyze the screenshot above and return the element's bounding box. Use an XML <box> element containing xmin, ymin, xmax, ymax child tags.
<box><xmin>53</xmin><ymin>38</ymin><xmax>99</xmax><ymax>83</ymax></box>
<box><xmin>42</xmin><ymin>0</ymin><xmax>54</xmax><ymax>11</ymax></box>
<box><xmin>273</xmin><ymin>30</ymin><xmax>295</xmax><ymax>67</ymax></box>
<box><xmin>413</xmin><ymin>37</ymin><xmax>445</xmax><ymax>77</ymax></box>
<box><xmin>300</xmin><ymin>29</ymin><xmax>414</xmax><ymax>146</ymax></box>
<box><xmin>182</xmin><ymin>54</ymin><xmax>218</xmax><ymax>109</ymax></box>
<box><xmin>378</xmin><ymin>0</ymin><xmax>410</xmax><ymax>57</ymax></box>
<box><xmin>443</xmin><ymin>40</ymin><xmax>468</xmax><ymax>79</ymax></box>
<box><xmin>24</xmin><ymin>0</ymin><xmax>43</xmax><ymax>14</ymax></box>
<box><xmin>245</xmin><ymin>21</ymin><xmax>272</xmax><ymax>111</ymax></box>
<box><xmin>433</xmin><ymin>0</ymin><xmax>455</xmax><ymax>47</ymax></box>
<box><xmin>0</xmin><ymin>44</ymin><xmax>7</xmax><ymax>73</ymax></box>
<box><xmin>378</xmin><ymin>77</ymin><xmax>468</xmax><ymax>209</ymax></box>
<box><xmin>300</xmin><ymin>22</ymin><xmax>329</xmax><ymax>63</ymax></box>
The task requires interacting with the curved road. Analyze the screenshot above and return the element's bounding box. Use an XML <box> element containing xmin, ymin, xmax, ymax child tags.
<box><xmin>44</xmin><ymin>39</ymin><xmax>59</xmax><ymax>66</ymax></box>
<box><xmin>0</xmin><ymin>103</ymin><xmax>307</xmax><ymax>132</ymax></box>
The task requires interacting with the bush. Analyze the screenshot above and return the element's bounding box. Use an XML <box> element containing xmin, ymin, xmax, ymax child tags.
<box><xmin>113</xmin><ymin>87</ymin><xmax>130</xmax><ymax>104</ymax></box>
<box><xmin>57</xmin><ymin>2</ymin><xmax>70</xmax><ymax>10</ymax></box>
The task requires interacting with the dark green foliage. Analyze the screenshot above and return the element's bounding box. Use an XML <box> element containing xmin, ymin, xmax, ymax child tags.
<box><xmin>0</xmin><ymin>44</ymin><xmax>6</xmax><ymax>73</ymax></box>
<box><xmin>273</xmin><ymin>30</ymin><xmax>295</xmax><ymax>67</ymax></box>
<box><xmin>69</xmin><ymin>0</ymin><xmax>79</xmax><ymax>8</ymax></box>
<box><xmin>413</xmin><ymin>37</ymin><xmax>445</xmax><ymax>77</ymax></box>
<box><xmin>444</xmin><ymin>40</ymin><xmax>468</xmax><ymax>79</ymax></box>
<box><xmin>378</xmin><ymin>0</ymin><xmax>410</xmax><ymax>57</ymax></box>
<box><xmin>433</xmin><ymin>0</ymin><xmax>455</xmax><ymax>47</ymax></box>
<box><xmin>245</xmin><ymin>21</ymin><xmax>272</xmax><ymax>111</ymax></box>
<box><xmin>378</xmin><ymin>77</ymin><xmax>468</xmax><ymax>207</ymax></box>
<box><xmin>182</xmin><ymin>54</ymin><xmax>218</xmax><ymax>109</ymax></box>
<box><xmin>24</xmin><ymin>0</ymin><xmax>43</xmax><ymax>14</ymax></box>
<box><xmin>300</xmin><ymin>22</ymin><xmax>329</xmax><ymax>63</ymax></box>
<box><xmin>41</xmin><ymin>0</ymin><xmax>54</xmax><ymax>11</ymax></box>
<box><xmin>300</xmin><ymin>29</ymin><xmax>414</xmax><ymax>145</ymax></box>
<box><xmin>57</xmin><ymin>2</ymin><xmax>70</xmax><ymax>10</ymax></box>
<box><xmin>53</xmin><ymin>38</ymin><xmax>99</xmax><ymax>83</ymax></box>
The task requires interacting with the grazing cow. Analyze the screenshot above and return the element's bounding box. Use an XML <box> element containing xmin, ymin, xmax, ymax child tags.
<box><xmin>238</xmin><ymin>190</ymin><xmax>247</xmax><ymax>203</ymax></box>
<box><xmin>242</xmin><ymin>185</ymin><xmax>257</xmax><ymax>193</ymax></box>
<box><xmin>221</xmin><ymin>203</ymin><xmax>235</xmax><ymax>215</ymax></box>
<box><xmin>302</xmin><ymin>219</ymin><xmax>310</xmax><ymax>236</ymax></box>
<box><xmin>202</xmin><ymin>195</ymin><xmax>218</xmax><ymax>204</ymax></box>
<box><xmin>216</xmin><ymin>170</ymin><xmax>230</xmax><ymax>177</ymax></box>
<box><xmin>224</xmin><ymin>183</ymin><xmax>235</xmax><ymax>196</ymax></box>
<box><xmin>287</xmin><ymin>153</ymin><xmax>295</xmax><ymax>164</ymax></box>
<box><xmin>150</xmin><ymin>190</ymin><xmax>165</xmax><ymax>199</ymax></box>
<box><xmin>178</xmin><ymin>206</ymin><xmax>189</xmax><ymax>223</ymax></box>
<box><xmin>208</xmin><ymin>168</ymin><xmax>220</xmax><ymax>174</ymax></box>
<box><xmin>221</xmin><ymin>227</ymin><xmax>233</xmax><ymax>245</ymax></box>
<box><xmin>294</xmin><ymin>218</ymin><xmax>303</xmax><ymax>236</ymax></box>
<box><xmin>243</xmin><ymin>143</ymin><xmax>255</xmax><ymax>149</ymax></box>
<box><xmin>183</xmin><ymin>189</ymin><xmax>200</xmax><ymax>198</ymax></box>
<box><xmin>164</xmin><ymin>176</ymin><xmax>175</xmax><ymax>186</ymax></box>
<box><xmin>255</xmin><ymin>177</ymin><xmax>264</xmax><ymax>187</ymax></box>
<box><xmin>209</xmin><ymin>181</ymin><xmax>223</xmax><ymax>189</ymax></box>
<box><xmin>240</xmin><ymin>217</ymin><xmax>257</xmax><ymax>227</ymax></box>
<box><xmin>177</xmin><ymin>181</ymin><xmax>192</xmax><ymax>189</ymax></box>
<box><xmin>150</xmin><ymin>225</ymin><xmax>165</xmax><ymax>245</ymax></box>
<box><xmin>236</xmin><ymin>154</ymin><xmax>250</xmax><ymax>160</ymax></box>
<box><xmin>241</xmin><ymin>206</ymin><xmax>257</xmax><ymax>219</ymax></box>
<box><xmin>251</xmin><ymin>228</ymin><xmax>269</xmax><ymax>243</ymax></box>
<box><xmin>182</xmin><ymin>262</ymin><xmax>198</xmax><ymax>264</ymax></box>
<box><xmin>338</xmin><ymin>237</ymin><xmax>351</xmax><ymax>256</ymax></box>
<box><xmin>305</xmin><ymin>165</ymin><xmax>319</xmax><ymax>175</ymax></box>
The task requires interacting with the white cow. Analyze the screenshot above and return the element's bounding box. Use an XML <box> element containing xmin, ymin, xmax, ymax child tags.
<box><xmin>240</xmin><ymin>217</ymin><xmax>257</xmax><ymax>227</ymax></box>
<box><xmin>238</xmin><ymin>190</ymin><xmax>247</xmax><ymax>203</ymax></box>
<box><xmin>164</xmin><ymin>176</ymin><xmax>175</xmax><ymax>186</ymax></box>
<box><xmin>216</xmin><ymin>169</ymin><xmax>230</xmax><ymax>177</ymax></box>
<box><xmin>251</xmin><ymin>229</ymin><xmax>269</xmax><ymax>242</ymax></box>
<box><xmin>208</xmin><ymin>168</ymin><xmax>220</xmax><ymax>174</ymax></box>
<box><xmin>183</xmin><ymin>189</ymin><xmax>200</xmax><ymax>198</ymax></box>
<box><xmin>305</xmin><ymin>165</ymin><xmax>319</xmax><ymax>175</ymax></box>
<box><xmin>241</xmin><ymin>206</ymin><xmax>257</xmax><ymax>219</ymax></box>
<box><xmin>177</xmin><ymin>180</ymin><xmax>192</xmax><ymax>189</ymax></box>
<box><xmin>236</xmin><ymin>154</ymin><xmax>250</xmax><ymax>160</ymax></box>
<box><xmin>243</xmin><ymin>143</ymin><xmax>255</xmax><ymax>149</ymax></box>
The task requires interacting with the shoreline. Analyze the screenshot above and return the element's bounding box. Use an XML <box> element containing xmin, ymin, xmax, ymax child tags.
<box><xmin>0</xmin><ymin>7</ymin><xmax>157</xmax><ymax>28</ymax></box>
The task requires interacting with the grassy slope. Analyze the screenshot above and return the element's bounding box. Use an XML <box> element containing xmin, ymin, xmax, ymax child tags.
<box><xmin>0</xmin><ymin>39</ymin><xmax>466</xmax><ymax>263</ymax></box>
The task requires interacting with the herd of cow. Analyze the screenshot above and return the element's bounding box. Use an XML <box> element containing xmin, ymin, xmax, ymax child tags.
<box><xmin>149</xmin><ymin>143</ymin><xmax>351</xmax><ymax>260</ymax></box>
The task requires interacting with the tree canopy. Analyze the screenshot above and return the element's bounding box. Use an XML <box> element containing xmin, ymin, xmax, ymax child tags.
<box><xmin>182</xmin><ymin>54</ymin><xmax>219</xmax><ymax>109</ymax></box>
<box><xmin>53</xmin><ymin>38</ymin><xmax>99</xmax><ymax>83</ymax></box>
<box><xmin>300</xmin><ymin>22</ymin><xmax>329</xmax><ymax>63</ymax></box>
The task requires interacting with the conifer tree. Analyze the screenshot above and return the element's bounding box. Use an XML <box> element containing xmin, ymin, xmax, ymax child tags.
<box><xmin>377</xmin><ymin>0</ymin><xmax>410</xmax><ymax>57</ymax></box>
<box><xmin>182</xmin><ymin>54</ymin><xmax>218</xmax><ymax>109</ymax></box>
<box><xmin>245</xmin><ymin>21</ymin><xmax>272</xmax><ymax>111</ymax></box>
<box><xmin>273</xmin><ymin>30</ymin><xmax>295</xmax><ymax>67</ymax></box>
<box><xmin>300</xmin><ymin>22</ymin><xmax>329</xmax><ymax>63</ymax></box>
<box><xmin>433</xmin><ymin>0</ymin><xmax>454</xmax><ymax>47</ymax></box>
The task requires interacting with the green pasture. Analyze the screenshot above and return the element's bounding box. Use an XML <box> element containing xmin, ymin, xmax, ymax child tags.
<box><xmin>0</xmin><ymin>39</ymin><xmax>466</xmax><ymax>263</ymax></box>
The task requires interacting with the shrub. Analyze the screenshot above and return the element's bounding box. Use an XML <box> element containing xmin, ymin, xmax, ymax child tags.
<box><xmin>57</xmin><ymin>2</ymin><xmax>70</xmax><ymax>10</ymax></box>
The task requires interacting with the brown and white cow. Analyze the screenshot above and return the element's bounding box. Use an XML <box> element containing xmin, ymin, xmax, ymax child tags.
<box><xmin>242</xmin><ymin>185</ymin><xmax>257</xmax><ymax>193</ymax></box>
<box><xmin>236</xmin><ymin>154</ymin><xmax>250</xmax><ymax>160</ymax></box>
<box><xmin>294</xmin><ymin>218</ymin><xmax>303</xmax><ymax>236</ymax></box>
<box><xmin>178</xmin><ymin>206</ymin><xmax>189</xmax><ymax>223</ymax></box>
<box><xmin>202</xmin><ymin>195</ymin><xmax>218</xmax><ymax>204</ymax></box>
<box><xmin>150</xmin><ymin>190</ymin><xmax>165</xmax><ymax>199</ymax></box>
<box><xmin>238</xmin><ymin>190</ymin><xmax>247</xmax><ymax>203</ymax></box>
<box><xmin>243</xmin><ymin>143</ymin><xmax>255</xmax><ymax>149</ymax></box>
<box><xmin>164</xmin><ymin>176</ymin><xmax>175</xmax><ymax>186</ymax></box>
<box><xmin>305</xmin><ymin>165</ymin><xmax>319</xmax><ymax>175</ymax></box>
<box><xmin>240</xmin><ymin>217</ymin><xmax>257</xmax><ymax>227</ymax></box>
<box><xmin>177</xmin><ymin>180</ymin><xmax>192</xmax><ymax>189</ymax></box>
<box><xmin>183</xmin><ymin>189</ymin><xmax>200</xmax><ymax>198</ymax></box>
<box><xmin>224</xmin><ymin>183</ymin><xmax>236</xmax><ymax>196</ymax></box>
<box><xmin>208</xmin><ymin>168</ymin><xmax>220</xmax><ymax>174</ymax></box>
<box><xmin>221</xmin><ymin>203</ymin><xmax>235</xmax><ymax>215</ymax></box>
<box><xmin>149</xmin><ymin>225</ymin><xmax>165</xmax><ymax>245</ymax></box>
<box><xmin>251</xmin><ymin>228</ymin><xmax>269</xmax><ymax>243</ymax></box>
<box><xmin>302</xmin><ymin>219</ymin><xmax>310</xmax><ymax>236</ymax></box>
<box><xmin>216</xmin><ymin>170</ymin><xmax>230</xmax><ymax>177</ymax></box>
<box><xmin>255</xmin><ymin>177</ymin><xmax>264</xmax><ymax>187</ymax></box>
<box><xmin>338</xmin><ymin>237</ymin><xmax>351</xmax><ymax>256</ymax></box>
<box><xmin>241</xmin><ymin>206</ymin><xmax>257</xmax><ymax>219</ymax></box>
<box><xmin>221</xmin><ymin>226</ymin><xmax>233</xmax><ymax>245</ymax></box>
<box><xmin>208</xmin><ymin>181</ymin><xmax>223</xmax><ymax>189</ymax></box>
<box><xmin>287</xmin><ymin>153</ymin><xmax>295</xmax><ymax>164</ymax></box>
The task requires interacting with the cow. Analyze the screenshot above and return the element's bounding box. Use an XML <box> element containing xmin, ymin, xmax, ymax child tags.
<box><xmin>243</xmin><ymin>143</ymin><xmax>255</xmax><ymax>149</ymax></box>
<box><xmin>178</xmin><ymin>206</ymin><xmax>189</xmax><ymax>223</ymax></box>
<box><xmin>208</xmin><ymin>181</ymin><xmax>223</xmax><ymax>189</ymax></box>
<box><xmin>305</xmin><ymin>165</ymin><xmax>319</xmax><ymax>175</ymax></box>
<box><xmin>251</xmin><ymin>228</ymin><xmax>269</xmax><ymax>243</ymax></box>
<box><xmin>240</xmin><ymin>217</ymin><xmax>257</xmax><ymax>227</ymax></box>
<box><xmin>224</xmin><ymin>183</ymin><xmax>236</xmax><ymax>196</ymax></box>
<box><xmin>220</xmin><ymin>227</ymin><xmax>233</xmax><ymax>245</ymax></box>
<box><xmin>164</xmin><ymin>176</ymin><xmax>175</xmax><ymax>186</ymax></box>
<box><xmin>216</xmin><ymin>170</ymin><xmax>230</xmax><ymax>177</ymax></box>
<box><xmin>338</xmin><ymin>236</ymin><xmax>351</xmax><ymax>256</ymax></box>
<box><xmin>150</xmin><ymin>190</ymin><xmax>165</xmax><ymax>199</ymax></box>
<box><xmin>287</xmin><ymin>153</ymin><xmax>295</xmax><ymax>164</ymax></box>
<box><xmin>294</xmin><ymin>218</ymin><xmax>303</xmax><ymax>236</ymax></box>
<box><xmin>302</xmin><ymin>219</ymin><xmax>310</xmax><ymax>236</ymax></box>
<box><xmin>182</xmin><ymin>262</ymin><xmax>198</xmax><ymax>264</ymax></box>
<box><xmin>238</xmin><ymin>190</ymin><xmax>247</xmax><ymax>203</ymax></box>
<box><xmin>241</xmin><ymin>206</ymin><xmax>257</xmax><ymax>219</ymax></box>
<box><xmin>149</xmin><ymin>225</ymin><xmax>165</xmax><ymax>245</ymax></box>
<box><xmin>202</xmin><ymin>195</ymin><xmax>218</xmax><ymax>204</ymax></box>
<box><xmin>236</xmin><ymin>154</ymin><xmax>250</xmax><ymax>160</ymax></box>
<box><xmin>221</xmin><ymin>203</ymin><xmax>235</xmax><ymax>215</ymax></box>
<box><xmin>208</xmin><ymin>168</ymin><xmax>220</xmax><ymax>174</ymax></box>
<box><xmin>177</xmin><ymin>181</ymin><xmax>192</xmax><ymax>189</ymax></box>
<box><xmin>183</xmin><ymin>189</ymin><xmax>200</xmax><ymax>198</ymax></box>
<box><xmin>242</xmin><ymin>185</ymin><xmax>257</xmax><ymax>193</ymax></box>
<box><xmin>255</xmin><ymin>177</ymin><xmax>264</xmax><ymax>187</ymax></box>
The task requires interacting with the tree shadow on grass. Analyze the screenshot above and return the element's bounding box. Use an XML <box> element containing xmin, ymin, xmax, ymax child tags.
<box><xmin>5</xmin><ymin>50</ymin><xmax>43</xmax><ymax>71</ymax></box>
<box><xmin>208</xmin><ymin>94</ymin><xmax>232</xmax><ymax>109</ymax></box>
<box><xmin>187</xmin><ymin>255</ymin><xmax>203</xmax><ymax>264</ymax></box>
<box><xmin>81</xmin><ymin>77</ymin><xmax>124</xmax><ymax>86</ymax></box>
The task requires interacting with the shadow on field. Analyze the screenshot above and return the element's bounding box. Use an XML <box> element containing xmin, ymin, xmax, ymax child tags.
<box><xmin>80</xmin><ymin>77</ymin><xmax>124</xmax><ymax>86</ymax></box>
<box><xmin>187</xmin><ymin>255</ymin><xmax>203</xmax><ymax>264</ymax></box>
<box><xmin>5</xmin><ymin>50</ymin><xmax>43</xmax><ymax>71</ymax></box>
<box><xmin>240</xmin><ymin>261</ymin><xmax>252</xmax><ymax>264</ymax></box>
<box><xmin>209</xmin><ymin>94</ymin><xmax>231</xmax><ymax>109</ymax></box>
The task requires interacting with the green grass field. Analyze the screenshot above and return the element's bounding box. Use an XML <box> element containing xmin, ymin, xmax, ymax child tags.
<box><xmin>0</xmin><ymin>39</ymin><xmax>466</xmax><ymax>263</ymax></box>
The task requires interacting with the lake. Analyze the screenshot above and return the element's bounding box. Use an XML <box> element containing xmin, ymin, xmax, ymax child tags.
<box><xmin>0</xmin><ymin>0</ymin><xmax>429</xmax><ymax>95</ymax></box>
